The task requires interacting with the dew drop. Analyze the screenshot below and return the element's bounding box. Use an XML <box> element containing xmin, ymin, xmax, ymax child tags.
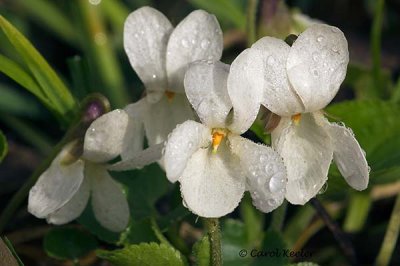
<box><xmin>201</xmin><ymin>39</ymin><xmax>210</xmax><ymax>49</ymax></box>
<box><xmin>134</xmin><ymin>33</ymin><xmax>139</xmax><ymax>38</ymax></box>
<box><xmin>152</xmin><ymin>74</ymin><xmax>157</xmax><ymax>79</ymax></box>
<box><xmin>312</xmin><ymin>52</ymin><xmax>319</xmax><ymax>62</ymax></box>
<box><xmin>311</xmin><ymin>69</ymin><xmax>319</xmax><ymax>77</ymax></box>
<box><xmin>317</xmin><ymin>35</ymin><xmax>324</xmax><ymax>43</ymax></box>
<box><xmin>318</xmin><ymin>182</ymin><xmax>328</xmax><ymax>194</ymax></box>
<box><xmin>181</xmin><ymin>39</ymin><xmax>189</xmax><ymax>48</ymax></box>
<box><xmin>182</xmin><ymin>200</ymin><xmax>188</xmax><ymax>208</ymax></box>
<box><xmin>188</xmin><ymin>141</ymin><xmax>194</xmax><ymax>149</ymax></box>
<box><xmin>269</xmin><ymin>175</ymin><xmax>284</xmax><ymax>193</ymax></box>
<box><xmin>332</xmin><ymin>46</ymin><xmax>339</xmax><ymax>53</ymax></box>
<box><xmin>259</xmin><ymin>154</ymin><xmax>268</xmax><ymax>163</ymax></box>
<box><xmin>267</xmin><ymin>199</ymin><xmax>276</xmax><ymax>206</ymax></box>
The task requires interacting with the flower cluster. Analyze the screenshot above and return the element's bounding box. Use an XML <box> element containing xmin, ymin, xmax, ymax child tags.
<box><xmin>28</xmin><ymin>6</ymin><xmax>369</xmax><ymax>231</ymax></box>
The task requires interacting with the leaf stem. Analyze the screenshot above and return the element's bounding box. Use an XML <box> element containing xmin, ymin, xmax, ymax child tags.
<box><xmin>375</xmin><ymin>192</ymin><xmax>400</xmax><ymax>266</ymax></box>
<box><xmin>204</xmin><ymin>218</ymin><xmax>222</xmax><ymax>266</ymax></box>
<box><xmin>309</xmin><ymin>198</ymin><xmax>358</xmax><ymax>265</ymax></box>
<box><xmin>246</xmin><ymin>0</ymin><xmax>259</xmax><ymax>47</ymax></box>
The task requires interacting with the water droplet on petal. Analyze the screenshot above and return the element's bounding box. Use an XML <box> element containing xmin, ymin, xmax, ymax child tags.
<box><xmin>201</xmin><ymin>39</ymin><xmax>210</xmax><ymax>49</ymax></box>
<box><xmin>318</xmin><ymin>182</ymin><xmax>328</xmax><ymax>194</ymax></box>
<box><xmin>181</xmin><ymin>39</ymin><xmax>189</xmax><ymax>48</ymax></box>
<box><xmin>317</xmin><ymin>35</ymin><xmax>324</xmax><ymax>43</ymax></box>
<box><xmin>269</xmin><ymin>175</ymin><xmax>284</xmax><ymax>193</ymax></box>
<box><xmin>312</xmin><ymin>52</ymin><xmax>319</xmax><ymax>61</ymax></box>
<box><xmin>267</xmin><ymin>199</ymin><xmax>276</xmax><ymax>206</ymax></box>
<box><xmin>267</xmin><ymin>55</ymin><xmax>275</xmax><ymax>66</ymax></box>
<box><xmin>152</xmin><ymin>74</ymin><xmax>157</xmax><ymax>79</ymax></box>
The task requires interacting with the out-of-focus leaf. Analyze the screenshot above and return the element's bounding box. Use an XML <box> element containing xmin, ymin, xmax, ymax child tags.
<box><xmin>240</xmin><ymin>194</ymin><xmax>264</xmax><ymax>247</ymax></box>
<box><xmin>289</xmin><ymin>263</ymin><xmax>319</xmax><ymax>266</ymax></box>
<box><xmin>0</xmin><ymin>84</ymin><xmax>42</xmax><ymax>117</ymax></box>
<box><xmin>283</xmin><ymin>205</ymin><xmax>315</xmax><ymax>247</ymax></box>
<box><xmin>343</xmin><ymin>192</ymin><xmax>371</xmax><ymax>232</ymax></box>
<box><xmin>14</xmin><ymin>0</ymin><xmax>77</xmax><ymax>46</ymax></box>
<box><xmin>121</xmin><ymin>219</ymin><xmax>158</xmax><ymax>245</ymax></box>
<box><xmin>0</xmin><ymin>15</ymin><xmax>76</xmax><ymax>119</ymax></box>
<box><xmin>43</xmin><ymin>227</ymin><xmax>98</xmax><ymax>260</ymax></box>
<box><xmin>221</xmin><ymin>219</ymin><xmax>252</xmax><ymax>266</ymax></box>
<box><xmin>192</xmin><ymin>236</ymin><xmax>211</xmax><ymax>266</ymax></box>
<box><xmin>0</xmin><ymin>130</ymin><xmax>8</xmax><ymax>163</ymax></box>
<box><xmin>97</xmin><ymin>242</ymin><xmax>186</xmax><ymax>266</ymax></box>
<box><xmin>67</xmin><ymin>56</ymin><xmax>90</xmax><ymax>100</ymax></box>
<box><xmin>189</xmin><ymin>0</ymin><xmax>246</xmax><ymax>29</ymax></box>
<box><xmin>113</xmin><ymin>163</ymin><xmax>169</xmax><ymax>220</ymax></box>
<box><xmin>252</xmin><ymin>230</ymin><xmax>288</xmax><ymax>266</ymax></box>
<box><xmin>326</xmin><ymin>100</ymin><xmax>400</xmax><ymax>188</ymax></box>
<box><xmin>0</xmin><ymin>237</ymin><xmax>23</xmax><ymax>266</ymax></box>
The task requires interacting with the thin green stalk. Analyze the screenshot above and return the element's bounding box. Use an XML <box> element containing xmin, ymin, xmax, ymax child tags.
<box><xmin>371</xmin><ymin>0</ymin><xmax>385</xmax><ymax>97</ymax></box>
<box><xmin>375</xmin><ymin>193</ymin><xmax>400</xmax><ymax>266</ymax></box>
<box><xmin>151</xmin><ymin>218</ymin><xmax>173</xmax><ymax>247</ymax></box>
<box><xmin>270</xmin><ymin>200</ymin><xmax>287</xmax><ymax>232</ymax></box>
<box><xmin>77</xmin><ymin>0</ymin><xmax>129</xmax><ymax>107</ymax></box>
<box><xmin>246</xmin><ymin>0</ymin><xmax>259</xmax><ymax>47</ymax></box>
<box><xmin>204</xmin><ymin>218</ymin><xmax>222</xmax><ymax>266</ymax></box>
<box><xmin>240</xmin><ymin>194</ymin><xmax>264</xmax><ymax>246</ymax></box>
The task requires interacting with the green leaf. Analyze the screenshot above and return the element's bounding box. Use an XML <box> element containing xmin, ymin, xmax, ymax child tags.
<box><xmin>0</xmin><ymin>54</ymin><xmax>49</xmax><ymax>106</ymax></box>
<box><xmin>192</xmin><ymin>236</ymin><xmax>211</xmax><ymax>266</ymax></box>
<box><xmin>0</xmin><ymin>129</ymin><xmax>8</xmax><ymax>163</ymax></box>
<box><xmin>252</xmin><ymin>230</ymin><xmax>288</xmax><ymax>266</ymax></box>
<box><xmin>97</xmin><ymin>242</ymin><xmax>186</xmax><ymax>266</ymax></box>
<box><xmin>0</xmin><ymin>15</ymin><xmax>76</xmax><ymax>118</ymax></box>
<box><xmin>43</xmin><ymin>227</ymin><xmax>98</xmax><ymax>260</ymax></box>
<box><xmin>189</xmin><ymin>0</ymin><xmax>246</xmax><ymax>29</ymax></box>
<box><xmin>0</xmin><ymin>237</ymin><xmax>24</xmax><ymax>266</ymax></box>
<box><xmin>289</xmin><ymin>263</ymin><xmax>319</xmax><ymax>266</ymax></box>
<box><xmin>221</xmin><ymin>219</ymin><xmax>253</xmax><ymax>266</ymax></box>
<box><xmin>326</xmin><ymin>100</ymin><xmax>400</xmax><ymax>186</ymax></box>
<box><xmin>113</xmin><ymin>163</ymin><xmax>170</xmax><ymax>220</ymax></box>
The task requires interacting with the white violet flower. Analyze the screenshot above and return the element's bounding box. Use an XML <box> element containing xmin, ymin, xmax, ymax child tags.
<box><xmin>121</xmin><ymin>6</ymin><xmax>223</xmax><ymax>160</ymax></box>
<box><xmin>163</xmin><ymin>60</ymin><xmax>287</xmax><ymax>218</ymax></box>
<box><xmin>28</xmin><ymin>110</ymin><xmax>131</xmax><ymax>232</ymax></box>
<box><xmin>228</xmin><ymin>24</ymin><xmax>369</xmax><ymax>204</ymax></box>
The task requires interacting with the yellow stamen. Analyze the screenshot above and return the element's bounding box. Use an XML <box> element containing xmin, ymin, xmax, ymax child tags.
<box><xmin>212</xmin><ymin>129</ymin><xmax>226</xmax><ymax>153</ymax></box>
<box><xmin>291</xmin><ymin>113</ymin><xmax>302</xmax><ymax>125</ymax></box>
<box><xmin>165</xmin><ymin>90</ymin><xmax>175</xmax><ymax>101</ymax></box>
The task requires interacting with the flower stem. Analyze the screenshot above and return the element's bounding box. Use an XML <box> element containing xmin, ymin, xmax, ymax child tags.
<box><xmin>375</xmin><ymin>192</ymin><xmax>400</xmax><ymax>266</ymax></box>
<box><xmin>204</xmin><ymin>218</ymin><xmax>222</xmax><ymax>266</ymax></box>
<box><xmin>310</xmin><ymin>198</ymin><xmax>358</xmax><ymax>265</ymax></box>
<box><xmin>246</xmin><ymin>0</ymin><xmax>259</xmax><ymax>47</ymax></box>
<box><xmin>270</xmin><ymin>200</ymin><xmax>287</xmax><ymax>232</ymax></box>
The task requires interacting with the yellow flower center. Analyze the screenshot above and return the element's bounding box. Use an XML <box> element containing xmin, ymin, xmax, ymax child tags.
<box><xmin>165</xmin><ymin>90</ymin><xmax>175</xmax><ymax>101</ymax></box>
<box><xmin>291</xmin><ymin>113</ymin><xmax>302</xmax><ymax>125</ymax></box>
<box><xmin>211</xmin><ymin>129</ymin><xmax>227</xmax><ymax>153</ymax></box>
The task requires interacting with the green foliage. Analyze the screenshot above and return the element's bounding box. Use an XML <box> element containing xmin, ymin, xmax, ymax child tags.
<box><xmin>221</xmin><ymin>219</ymin><xmax>252</xmax><ymax>266</ymax></box>
<box><xmin>0</xmin><ymin>15</ymin><xmax>76</xmax><ymax>123</ymax></box>
<box><xmin>192</xmin><ymin>236</ymin><xmax>211</xmax><ymax>266</ymax></box>
<box><xmin>97</xmin><ymin>242</ymin><xmax>186</xmax><ymax>266</ymax></box>
<box><xmin>0</xmin><ymin>129</ymin><xmax>8</xmax><ymax>163</ymax></box>
<box><xmin>43</xmin><ymin>227</ymin><xmax>98</xmax><ymax>260</ymax></box>
<box><xmin>252</xmin><ymin>230</ymin><xmax>288</xmax><ymax>266</ymax></box>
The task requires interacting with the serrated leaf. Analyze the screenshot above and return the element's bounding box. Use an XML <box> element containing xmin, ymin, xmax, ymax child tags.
<box><xmin>43</xmin><ymin>227</ymin><xmax>98</xmax><ymax>260</ymax></box>
<box><xmin>192</xmin><ymin>236</ymin><xmax>211</xmax><ymax>266</ymax></box>
<box><xmin>97</xmin><ymin>242</ymin><xmax>186</xmax><ymax>266</ymax></box>
<box><xmin>0</xmin><ymin>15</ymin><xmax>76</xmax><ymax>119</ymax></box>
<box><xmin>0</xmin><ymin>129</ymin><xmax>8</xmax><ymax>163</ymax></box>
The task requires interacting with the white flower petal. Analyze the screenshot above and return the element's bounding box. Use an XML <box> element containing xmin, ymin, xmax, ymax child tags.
<box><xmin>122</xmin><ymin>99</ymin><xmax>147</xmax><ymax>160</ymax></box>
<box><xmin>271</xmin><ymin>113</ymin><xmax>333</xmax><ymax>205</ymax></box>
<box><xmin>124</xmin><ymin>6</ymin><xmax>172</xmax><ymax>93</ymax></box>
<box><xmin>46</xmin><ymin>175</ymin><xmax>90</xmax><ymax>225</ymax></box>
<box><xmin>287</xmin><ymin>24</ymin><xmax>349</xmax><ymax>112</ymax></box>
<box><xmin>143</xmin><ymin>94</ymin><xmax>195</xmax><ymax>146</ymax></box>
<box><xmin>184</xmin><ymin>60</ymin><xmax>231</xmax><ymax>128</ymax></box>
<box><xmin>251</xmin><ymin>37</ymin><xmax>304</xmax><ymax>116</ymax></box>
<box><xmin>179</xmin><ymin>141</ymin><xmax>245</xmax><ymax>217</ymax></box>
<box><xmin>326</xmin><ymin>121</ymin><xmax>369</xmax><ymax>190</ymax></box>
<box><xmin>166</xmin><ymin>10</ymin><xmax>223</xmax><ymax>93</ymax></box>
<box><xmin>28</xmin><ymin>149</ymin><xmax>85</xmax><ymax>218</ymax></box>
<box><xmin>83</xmin><ymin>109</ymin><xmax>129</xmax><ymax>163</ymax></box>
<box><xmin>86</xmin><ymin>164</ymin><xmax>130</xmax><ymax>232</ymax></box>
<box><xmin>229</xmin><ymin>135</ymin><xmax>287</xmax><ymax>213</ymax></box>
<box><xmin>164</xmin><ymin>120</ymin><xmax>211</xmax><ymax>182</ymax></box>
<box><xmin>227</xmin><ymin>48</ymin><xmax>265</xmax><ymax>134</ymax></box>
<box><xmin>108</xmin><ymin>143</ymin><xmax>164</xmax><ymax>171</ymax></box>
